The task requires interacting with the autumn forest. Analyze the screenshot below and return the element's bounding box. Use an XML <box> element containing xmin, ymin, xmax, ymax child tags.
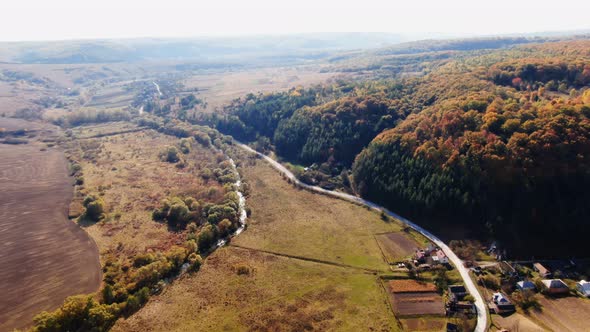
<box><xmin>207</xmin><ymin>40</ymin><xmax>590</xmax><ymax>257</ymax></box>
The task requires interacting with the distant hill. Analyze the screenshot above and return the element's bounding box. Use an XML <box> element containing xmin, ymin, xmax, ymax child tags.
<box><xmin>0</xmin><ymin>33</ymin><xmax>408</xmax><ymax>64</ymax></box>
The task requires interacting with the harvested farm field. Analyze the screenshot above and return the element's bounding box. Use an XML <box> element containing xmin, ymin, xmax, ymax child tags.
<box><xmin>400</xmin><ymin>317</ymin><xmax>447</xmax><ymax>331</ymax></box>
<box><xmin>376</xmin><ymin>232</ymin><xmax>422</xmax><ymax>263</ymax></box>
<box><xmin>386</xmin><ymin>280</ymin><xmax>444</xmax><ymax>316</ymax></box>
<box><xmin>390</xmin><ymin>293</ymin><xmax>445</xmax><ymax>316</ymax></box>
<box><xmin>0</xmin><ymin>143</ymin><xmax>101</xmax><ymax>331</ymax></box>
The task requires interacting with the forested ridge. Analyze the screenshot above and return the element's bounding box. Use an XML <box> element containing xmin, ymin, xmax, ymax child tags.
<box><xmin>352</xmin><ymin>41</ymin><xmax>590</xmax><ymax>256</ymax></box>
<box><xmin>207</xmin><ymin>40</ymin><xmax>590</xmax><ymax>256</ymax></box>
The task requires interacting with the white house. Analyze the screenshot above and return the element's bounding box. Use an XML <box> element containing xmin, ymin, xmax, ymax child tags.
<box><xmin>577</xmin><ymin>280</ymin><xmax>590</xmax><ymax>297</ymax></box>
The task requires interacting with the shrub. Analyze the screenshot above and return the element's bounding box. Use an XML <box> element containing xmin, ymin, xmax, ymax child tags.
<box><xmin>179</xmin><ymin>138</ymin><xmax>192</xmax><ymax>154</ymax></box>
<box><xmin>217</xmin><ymin>218</ymin><xmax>234</xmax><ymax>236</ymax></box>
<box><xmin>31</xmin><ymin>295</ymin><xmax>119</xmax><ymax>332</ymax></box>
<box><xmin>69</xmin><ymin>162</ymin><xmax>82</xmax><ymax>176</ymax></box>
<box><xmin>235</xmin><ymin>264</ymin><xmax>251</xmax><ymax>275</ymax></box>
<box><xmin>159</xmin><ymin>146</ymin><xmax>181</xmax><ymax>163</ymax></box>
<box><xmin>166</xmin><ymin>246</ymin><xmax>188</xmax><ymax>271</ymax></box>
<box><xmin>197</xmin><ymin>224</ymin><xmax>216</xmax><ymax>252</ymax></box>
<box><xmin>512</xmin><ymin>290</ymin><xmax>540</xmax><ymax>311</ymax></box>
<box><xmin>133</xmin><ymin>253</ymin><xmax>155</xmax><ymax>268</ymax></box>
<box><xmin>480</xmin><ymin>274</ymin><xmax>501</xmax><ymax>290</ymax></box>
<box><xmin>187</xmin><ymin>253</ymin><xmax>203</xmax><ymax>272</ymax></box>
<box><xmin>152</xmin><ymin>196</ymin><xmax>201</xmax><ymax>228</ymax></box>
<box><xmin>83</xmin><ymin>195</ymin><xmax>105</xmax><ymax>221</ymax></box>
<box><xmin>194</xmin><ymin>132</ymin><xmax>211</xmax><ymax>147</ymax></box>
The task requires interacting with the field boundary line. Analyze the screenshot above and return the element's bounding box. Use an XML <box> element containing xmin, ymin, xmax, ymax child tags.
<box><xmin>230</xmin><ymin>244</ymin><xmax>384</xmax><ymax>273</ymax></box>
<box><xmin>76</xmin><ymin>127</ymin><xmax>148</xmax><ymax>139</ymax></box>
<box><xmin>378</xmin><ymin>277</ymin><xmax>404</xmax><ymax>329</ymax></box>
<box><xmin>373</xmin><ymin>234</ymin><xmax>394</xmax><ymax>267</ymax></box>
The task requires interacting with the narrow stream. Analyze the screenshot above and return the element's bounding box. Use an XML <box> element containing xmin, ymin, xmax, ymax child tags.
<box><xmin>179</xmin><ymin>151</ymin><xmax>246</xmax><ymax>274</ymax></box>
<box><xmin>215</xmin><ymin>157</ymin><xmax>247</xmax><ymax>247</ymax></box>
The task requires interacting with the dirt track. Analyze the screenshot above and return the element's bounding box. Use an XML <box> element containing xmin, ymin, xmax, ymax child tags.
<box><xmin>0</xmin><ymin>143</ymin><xmax>101</xmax><ymax>331</ymax></box>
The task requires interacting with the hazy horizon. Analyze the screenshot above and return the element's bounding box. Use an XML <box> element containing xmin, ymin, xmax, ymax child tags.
<box><xmin>3</xmin><ymin>0</ymin><xmax>590</xmax><ymax>42</ymax></box>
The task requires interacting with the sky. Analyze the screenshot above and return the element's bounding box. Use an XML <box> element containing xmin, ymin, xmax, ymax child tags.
<box><xmin>2</xmin><ymin>0</ymin><xmax>590</xmax><ymax>41</ymax></box>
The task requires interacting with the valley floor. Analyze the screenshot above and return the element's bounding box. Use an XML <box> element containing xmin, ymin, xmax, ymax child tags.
<box><xmin>112</xmin><ymin>159</ymin><xmax>416</xmax><ymax>331</ymax></box>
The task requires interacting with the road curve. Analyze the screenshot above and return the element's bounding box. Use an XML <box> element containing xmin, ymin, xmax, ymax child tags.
<box><xmin>236</xmin><ymin>142</ymin><xmax>488</xmax><ymax>332</ymax></box>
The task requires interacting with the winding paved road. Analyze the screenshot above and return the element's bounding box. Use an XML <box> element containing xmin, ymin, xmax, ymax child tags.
<box><xmin>236</xmin><ymin>142</ymin><xmax>488</xmax><ymax>332</ymax></box>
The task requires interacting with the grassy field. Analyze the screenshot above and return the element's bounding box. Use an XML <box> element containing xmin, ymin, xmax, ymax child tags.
<box><xmin>232</xmin><ymin>159</ymin><xmax>424</xmax><ymax>271</ymax></box>
<box><xmin>0</xmin><ymin>120</ymin><xmax>101</xmax><ymax>331</ymax></box>
<box><xmin>114</xmin><ymin>246</ymin><xmax>399</xmax><ymax>332</ymax></box>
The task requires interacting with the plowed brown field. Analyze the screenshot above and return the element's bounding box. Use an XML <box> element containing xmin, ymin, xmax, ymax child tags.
<box><xmin>0</xmin><ymin>142</ymin><xmax>101</xmax><ymax>331</ymax></box>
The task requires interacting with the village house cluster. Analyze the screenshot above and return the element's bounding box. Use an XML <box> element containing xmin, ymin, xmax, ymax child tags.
<box><xmin>414</xmin><ymin>244</ymin><xmax>450</xmax><ymax>268</ymax></box>
<box><xmin>477</xmin><ymin>260</ymin><xmax>590</xmax><ymax>316</ymax></box>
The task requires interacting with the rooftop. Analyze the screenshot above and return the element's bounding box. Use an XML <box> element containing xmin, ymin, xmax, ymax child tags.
<box><xmin>517</xmin><ymin>280</ymin><xmax>536</xmax><ymax>290</ymax></box>
<box><xmin>578</xmin><ymin>280</ymin><xmax>590</xmax><ymax>291</ymax></box>
<box><xmin>542</xmin><ymin>279</ymin><xmax>568</xmax><ymax>289</ymax></box>
<box><xmin>534</xmin><ymin>262</ymin><xmax>550</xmax><ymax>274</ymax></box>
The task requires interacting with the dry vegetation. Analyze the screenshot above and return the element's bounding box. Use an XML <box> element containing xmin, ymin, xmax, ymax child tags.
<box><xmin>113</xmin><ymin>246</ymin><xmax>399</xmax><ymax>332</ymax></box>
<box><xmin>180</xmin><ymin>67</ymin><xmax>343</xmax><ymax>112</ymax></box>
<box><xmin>67</xmin><ymin>125</ymin><xmax>224</xmax><ymax>258</ymax></box>
<box><xmin>232</xmin><ymin>159</ymin><xmax>424</xmax><ymax>271</ymax></box>
<box><xmin>109</xmin><ymin>155</ymin><xmax>441</xmax><ymax>331</ymax></box>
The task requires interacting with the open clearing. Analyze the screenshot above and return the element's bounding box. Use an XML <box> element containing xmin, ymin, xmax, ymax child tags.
<box><xmin>0</xmin><ymin>138</ymin><xmax>101</xmax><ymax>331</ymax></box>
<box><xmin>232</xmin><ymin>158</ymin><xmax>424</xmax><ymax>271</ymax></box>
<box><xmin>113</xmin><ymin>246</ymin><xmax>399</xmax><ymax>332</ymax></box>
<box><xmin>376</xmin><ymin>232</ymin><xmax>421</xmax><ymax>263</ymax></box>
